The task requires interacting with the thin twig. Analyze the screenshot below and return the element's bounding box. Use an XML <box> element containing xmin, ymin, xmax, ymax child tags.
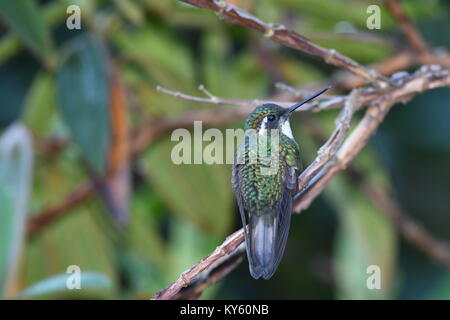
<box><xmin>304</xmin><ymin>118</ymin><xmax>450</xmax><ymax>269</ymax></box>
<box><xmin>28</xmin><ymin>66</ymin><xmax>450</xmax><ymax>241</ymax></box>
<box><xmin>27</xmin><ymin>1</ymin><xmax>450</xmax><ymax>294</ymax></box>
<box><xmin>26</xmin><ymin>182</ymin><xmax>95</xmax><ymax>237</ymax></box>
<box><xmin>356</xmin><ymin>171</ymin><xmax>450</xmax><ymax>269</ymax></box>
<box><xmin>152</xmin><ymin>229</ymin><xmax>246</xmax><ymax>300</ymax></box>
<box><xmin>153</xmin><ymin>67</ymin><xmax>450</xmax><ymax>300</ymax></box>
<box><xmin>384</xmin><ymin>0</ymin><xmax>431</xmax><ymax>59</ymax></box>
<box><xmin>182</xmin><ymin>0</ymin><xmax>386</xmax><ymax>85</ymax></box>
<box><xmin>332</xmin><ymin>50</ymin><xmax>450</xmax><ymax>90</ymax></box>
<box><xmin>156</xmin><ymin>85</ymin><xmax>345</xmax><ymax>112</ymax></box>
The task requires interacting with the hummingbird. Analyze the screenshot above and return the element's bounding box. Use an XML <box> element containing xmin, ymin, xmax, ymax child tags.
<box><xmin>232</xmin><ymin>88</ymin><xmax>329</xmax><ymax>279</ymax></box>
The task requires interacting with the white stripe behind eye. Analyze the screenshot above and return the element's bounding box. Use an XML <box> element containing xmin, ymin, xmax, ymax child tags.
<box><xmin>258</xmin><ymin>116</ymin><xmax>268</xmax><ymax>135</ymax></box>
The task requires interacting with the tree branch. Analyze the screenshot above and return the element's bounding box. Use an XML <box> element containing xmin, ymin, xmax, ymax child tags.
<box><xmin>155</xmin><ymin>85</ymin><xmax>346</xmax><ymax>112</ymax></box>
<box><xmin>383</xmin><ymin>0</ymin><xmax>431</xmax><ymax>59</ymax></box>
<box><xmin>153</xmin><ymin>66</ymin><xmax>450</xmax><ymax>300</ymax></box>
<box><xmin>333</xmin><ymin>50</ymin><xmax>450</xmax><ymax>90</ymax></box>
<box><xmin>27</xmin><ymin>0</ymin><xmax>450</xmax><ymax>298</ymax></box>
<box><xmin>152</xmin><ymin>229</ymin><xmax>246</xmax><ymax>300</ymax></box>
<box><xmin>304</xmin><ymin>119</ymin><xmax>450</xmax><ymax>269</ymax></box>
<box><xmin>356</xmin><ymin>170</ymin><xmax>450</xmax><ymax>269</ymax></box>
<box><xmin>182</xmin><ymin>0</ymin><xmax>386</xmax><ymax>85</ymax></box>
<box><xmin>26</xmin><ymin>182</ymin><xmax>95</xmax><ymax>237</ymax></box>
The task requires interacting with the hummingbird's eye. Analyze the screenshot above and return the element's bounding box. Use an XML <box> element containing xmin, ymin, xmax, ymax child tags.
<box><xmin>267</xmin><ymin>114</ymin><xmax>276</xmax><ymax>122</ymax></box>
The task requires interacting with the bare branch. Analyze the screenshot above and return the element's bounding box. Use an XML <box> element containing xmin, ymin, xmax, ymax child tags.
<box><xmin>384</xmin><ymin>0</ymin><xmax>431</xmax><ymax>59</ymax></box>
<box><xmin>28</xmin><ymin>65</ymin><xmax>450</xmax><ymax>242</ymax></box>
<box><xmin>295</xmin><ymin>66</ymin><xmax>450</xmax><ymax>211</ymax></box>
<box><xmin>331</xmin><ymin>50</ymin><xmax>450</xmax><ymax>90</ymax></box>
<box><xmin>26</xmin><ymin>2</ymin><xmax>450</xmax><ymax>297</ymax></box>
<box><xmin>152</xmin><ymin>229</ymin><xmax>245</xmax><ymax>300</ymax></box>
<box><xmin>26</xmin><ymin>182</ymin><xmax>95</xmax><ymax>237</ymax></box>
<box><xmin>182</xmin><ymin>0</ymin><xmax>386</xmax><ymax>85</ymax></box>
<box><xmin>156</xmin><ymin>85</ymin><xmax>346</xmax><ymax>112</ymax></box>
<box><xmin>358</xmin><ymin>172</ymin><xmax>450</xmax><ymax>269</ymax></box>
<box><xmin>304</xmin><ymin>119</ymin><xmax>450</xmax><ymax>269</ymax></box>
<box><xmin>153</xmin><ymin>66</ymin><xmax>450</xmax><ymax>300</ymax></box>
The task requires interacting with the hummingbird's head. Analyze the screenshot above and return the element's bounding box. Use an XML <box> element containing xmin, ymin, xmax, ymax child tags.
<box><xmin>244</xmin><ymin>104</ymin><xmax>289</xmax><ymax>134</ymax></box>
<box><xmin>244</xmin><ymin>87</ymin><xmax>329</xmax><ymax>138</ymax></box>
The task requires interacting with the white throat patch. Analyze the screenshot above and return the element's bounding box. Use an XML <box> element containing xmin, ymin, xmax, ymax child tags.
<box><xmin>281</xmin><ymin>120</ymin><xmax>294</xmax><ymax>139</ymax></box>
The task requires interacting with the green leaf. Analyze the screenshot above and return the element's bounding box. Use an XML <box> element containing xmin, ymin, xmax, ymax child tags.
<box><xmin>201</xmin><ymin>31</ymin><xmax>268</xmax><ymax>99</ymax></box>
<box><xmin>23</xmin><ymin>205</ymin><xmax>118</xmax><ymax>299</ymax></box>
<box><xmin>167</xmin><ymin>219</ymin><xmax>221</xmax><ymax>289</ymax></box>
<box><xmin>275</xmin><ymin>0</ymin><xmax>395</xmax><ymax>29</ymax></box>
<box><xmin>23</xmin><ymin>72</ymin><xmax>56</xmax><ymax>135</ymax></box>
<box><xmin>18</xmin><ymin>271</ymin><xmax>111</xmax><ymax>299</ymax></box>
<box><xmin>0</xmin><ymin>185</ymin><xmax>14</xmax><ymax>296</ymax></box>
<box><xmin>426</xmin><ymin>274</ymin><xmax>450</xmax><ymax>299</ymax></box>
<box><xmin>113</xmin><ymin>25</ymin><xmax>195</xmax><ymax>95</ymax></box>
<box><xmin>128</xmin><ymin>189</ymin><xmax>166</xmax><ymax>269</ymax></box>
<box><xmin>312</xmin><ymin>37</ymin><xmax>391</xmax><ymax>64</ymax></box>
<box><xmin>24</xmin><ymin>142</ymin><xmax>116</xmax><ymax>299</ymax></box>
<box><xmin>113</xmin><ymin>0</ymin><xmax>144</xmax><ymax>26</ymax></box>
<box><xmin>0</xmin><ymin>124</ymin><xmax>33</xmax><ymax>297</ymax></box>
<box><xmin>0</xmin><ymin>0</ymin><xmax>53</xmax><ymax>64</ymax></box>
<box><xmin>56</xmin><ymin>35</ymin><xmax>111</xmax><ymax>175</ymax></box>
<box><xmin>144</xmin><ymin>136</ymin><xmax>234</xmax><ymax>237</ymax></box>
<box><xmin>326</xmin><ymin>176</ymin><xmax>397</xmax><ymax>299</ymax></box>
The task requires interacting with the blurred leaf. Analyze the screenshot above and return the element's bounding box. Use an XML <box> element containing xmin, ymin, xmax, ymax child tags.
<box><xmin>0</xmin><ymin>124</ymin><xmax>33</xmax><ymax>297</ymax></box>
<box><xmin>201</xmin><ymin>30</ymin><xmax>231</xmax><ymax>96</ymax></box>
<box><xmin>426</xmin><ymin>274</ymin><xmax>450</xmax><ymax>299</ymax></box>
<box><xmin>201</xmin><ymin>30</ymin><xmax>268</xmax><ymax>98</ymax></box>
<box><xmin>278</xmin><ymin>58</ymin><xmax>325</xmax><ymax>85</ymax></box>
<box><xmin>274</xmin><ymin>0</ymin><xmax>395</xmax><ymax>29</ymax></box>
<box><xmin>403</xmin><ymin>0</ymin><xmax>444</xmax><ymax>20</ymax></box>
<box><xmin>143</xmin><ymin>0</ymin><xmax>175</xmax><ymax>17</ymax></box>
<box><xmin>167</xmin><ymin>219</ymin><xmax>222</xmax><ymax>299</ymax></box>
<box><xmin>312</xmin><ymin>38</ymin><xmax>392</xmax><ymax>64</ymax></box>
<box><xmin>24</xmin><ymin>131</ymin><xmax>117</xmax><ymax>300</ymax></box>
<box><xmin>114</xmin><ymin>0</ymin><xmax>144</xmax><ymax>26</ymax></box>
<box><xmin>117</xmin><ymin>250</ymin><xmax>167</xmax><ymax>299</ymax></box>
<box><xmin>22</xmin><ymin>205</ymin><xmax>117</xmax><ymax>299</ymax></box>
<box><xmin>56</xmin><ymin>35</ymin><xmax>111</xmax><ymax>175</ymax></box>
<box><xmin>113</xmin><ymin>25</ymin><xmax>195</xmax><ymax>96</ymax></box>
<box><xmin>170</xmin><ymin>5</ymin><xmax>222</xmax><ymax>29</ymax></box>
<box><xmin>0</xmin><ymin>0</ymin><xmax>53</xmax><ymax>64</ymax></box>
<box><xmin>0</xmin><ymin>36</ymin><xmax>21</xmax><ymax>64</ymax></box>
<box><xmin>144</xmin><ymin>136</ymin><xmax>234</xmax><ymax>237</ymax></box>
<box><xmin>167</xmin><ymin>219</ymin><xmax>220</xmax><ymax>285</ymax></box>
<box><xmin>128</xmin><ymin>187</ymin><xmax>166</xmax><ymax>269</ymax></box>
<box><xmin>18</xmin><ymin>271</ymin><xmax>111</xmax><ymax>299</ymax></box>
<box><xmin>327</xmin><ymin>176</ymin><xmax>397</xmax><ymax>299</ymax></box>
<box><xmin>0</xmin><ymin>0</ymin><xmax>75</xmax><ymax>64</ymax></box>
<box><xmin>122</xmin><ymin>187</ymin><xmax>168</xmax><ymax>298</ymax></box>
<box><xmin>0</xmin><ymin>185</ymin><xmax>14</xmax><ymax>297</ymax></box>
<box><xmin>28</xmin><ymin>123</ymin><xmax>86</xmax><ymax>213</ymax></box>
<box><xmin>0</xmin><ymin>53</ymin><xmax>39</xmax><ymax>129</ymax></box>
<box><xmin>23</xmin><ymin>72</ymin><xmax>56</xmax><ymax>135</ymax></box>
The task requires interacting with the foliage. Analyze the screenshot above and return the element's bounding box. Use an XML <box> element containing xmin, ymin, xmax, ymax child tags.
<box><xmin>0</xmin><ymin>0</ymin><xmax>449</xmax><ymax>299</ymax></box>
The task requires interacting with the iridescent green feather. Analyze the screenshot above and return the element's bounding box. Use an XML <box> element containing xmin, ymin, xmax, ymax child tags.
<box><xmin>236</xmin><ymin>129</ymin><xmax>300</xmax><ymax>215</ymax></box>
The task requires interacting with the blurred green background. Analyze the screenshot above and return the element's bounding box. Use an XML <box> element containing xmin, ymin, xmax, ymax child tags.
<box><xmin>0</xmin><ymin>0</ymin><xmax>450</xmax><ymax>299</ymax></box>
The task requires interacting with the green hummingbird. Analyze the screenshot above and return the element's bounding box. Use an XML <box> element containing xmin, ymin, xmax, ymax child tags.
<box><xmin>232</xmin><ymin>88</ymin><xmax>329</xmax><ymax>279</ymax></box>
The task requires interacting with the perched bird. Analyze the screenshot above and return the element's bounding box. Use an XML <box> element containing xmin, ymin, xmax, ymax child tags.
<box><xmin>232</xmin><ymin>88</ymin><xmax>328</xmax><ymax>279</ymax></box>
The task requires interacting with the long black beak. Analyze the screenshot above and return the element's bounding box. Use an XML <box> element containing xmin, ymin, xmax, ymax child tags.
<box><xmin>286</xmin><ymin>87</ymin><xmax>330</xmax><ymax>115</ymax></box>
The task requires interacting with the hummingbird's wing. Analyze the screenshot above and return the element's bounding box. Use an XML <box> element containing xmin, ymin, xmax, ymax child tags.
<box><xmin>231</xmin><ymin>158</ymin><xmax>250</xmax><ymax>257</ymax></box>
<box><xmin>232</xmin><ymin>159</ymin><xmax>298</xmax><ymax>280</ymax></box>
<box><xmin>269</xmin><ymin>165</ymin><xmax>298</xmax><ymax>275</ymax></box>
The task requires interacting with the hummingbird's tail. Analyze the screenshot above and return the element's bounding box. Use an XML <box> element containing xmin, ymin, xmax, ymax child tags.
<box><xmin>246</xmin><ymin>211</ymin><xmax>291</xmax><ymax>280</ymax></box>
